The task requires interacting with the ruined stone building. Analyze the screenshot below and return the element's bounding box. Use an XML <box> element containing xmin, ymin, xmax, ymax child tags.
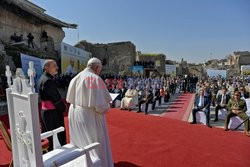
<box><xmin>227</xmin><ymin>51</ymin><xmax>250</xmax><ymax>68</ymax></box>
<box><xmin>0</xmin><ymin>0</ymin><xmax>77</xmax><ymax>72</ymax></box>
<box><xmin>223</xmin><ymin>51</ymin><xmax>250</xmax><ymax>77</ymax></box>
<box><xmin>76</xmin><ymin>40</ymin><xmax>136</xmax><ymax>75</ymax></box>
<box><xmin>175</xmin><ymin>59</ymin><xmax>188</xmax><ymax>76</ymax></box>
<box><xmin>135</xmin><ymin>52</ymin><xmax>166</xmax><ymax>77</ymax></box>
<box><xmin>204</xmin><ymin>59</ymin><xmax>228</xmax><ymax>70</ymax></box>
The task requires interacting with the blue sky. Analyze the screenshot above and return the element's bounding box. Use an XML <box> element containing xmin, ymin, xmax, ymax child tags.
<box><xmin>31</xmin><ymin>0</ymin><xmax>250</xmax><ymax>63</ymax></box>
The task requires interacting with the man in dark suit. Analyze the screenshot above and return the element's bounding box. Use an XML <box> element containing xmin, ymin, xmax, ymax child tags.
<box><xmin>204</xmin><ymin>83</ymin><xmax>212</xmax><ymax>101</ymax></box>
<box><xmin>239</xmin><ymin>86</ymin><xmax>249</xmax><ymax>99</ymax></box>
<box><xmin>110</xmin><ymin>85</ymin><xmax>122</xmax><ymax>108</ymax></box>
<box><xmin>190</xmin><ymin>89</ymin><xmax>212</xmax><ymax>128</ymax></box>
<box><xmin>38</xmin><ymin>60</ymin><xmax>66</xmax><ymax>150</ymax></box>
<box><xmin>152</xmin><ymin>85</ymin><xmax>161</xmax><ymax>110</ymax></box>
<box><xmin>211</xmin><ymin>82</ymin><xmax>219</xmax><ymax>107</ymax></box>
<box><xmin>137</xmin><ymin>86</ymin><xmax>153</xmax><ymax>114</ymax></box>
<box><xmin>214</xmin><ymin>86</ymin><xmax>230</xmax><ymax>122</ymax></box>
<box><xmin>121</xmin><ymin>83</ymin><xmax>128</xmax><ymax>99</ymax></box>
<box><xmin>111</xmin><ymin>83</ymin><xmax>127</xmax><ymax>108</ymax></box>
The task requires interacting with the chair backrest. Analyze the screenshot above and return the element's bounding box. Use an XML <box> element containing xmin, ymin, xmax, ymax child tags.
<box><xmin>5</xmin><ymin>63</ymin><xmax>44</xmax><ymax>167</ymax></box>
<box><xmin>245</xmin><ymin>98</ymin><xmax>250</xmax><ymax>110</ymax></box>
<box><xmin>0</xmin><ymin>120</ymin><xmax>12</xmax><ymax>151</ymax></box>
<box><xmin>245</xmin><ymin>98</ymin><xmax>250</xmax><ymax>116</ymax></box>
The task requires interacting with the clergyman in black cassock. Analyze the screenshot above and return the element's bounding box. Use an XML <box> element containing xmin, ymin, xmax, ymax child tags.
<box><xmin>38</xmin><ymin>60</ymin><xmax>66</xmax><ymax>150</ymax></box>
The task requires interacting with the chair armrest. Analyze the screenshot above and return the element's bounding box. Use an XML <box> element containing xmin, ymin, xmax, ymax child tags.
<box><xmin>83</xmin><ymin>142</ymin><xmax>100</xmax><ymax>166</ymax></box>
<box><xmin>52</xmin><ymin>127</ymin><xmax>65</xmax><ymax>134</ymax></box>
<box><xmin>41</xmin><ymin>127</ymin><xmax>65</xmax><ymax>149</ymax></box>
<box><xmin>52</xmin><ymin>148</ymin><xmax>86</xmax><ymax>166</ymax></box>
<box><xmin>41</xmin><ymin>127</ymin><xmax>64</xmax><ymax>139</ymax></box>
<box><xmin>41</xmin><ymin>131</ymin><xmax>53</xmax><ymax>140</ymax></box>
<box><xmin>53</xmin><ymin>143</ymin><xmax>100</xmax><ymax>166</ymax></box>
<box><xmin>83</xmin><ymin>142</ymin><xmax>100</xmax><ymax>152</ymax></box>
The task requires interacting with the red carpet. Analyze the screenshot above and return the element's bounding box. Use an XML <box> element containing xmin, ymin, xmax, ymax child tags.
<box><xmin>1</xmin><ymin>107</ymin><xmax>250</xmax><ymax>167</ymax></box>
<box><xmin>107</xmin><ymin>109</ymin><xmax>250</xmax><ymax>167</ymax></box>
<box><xmin>161</xmin><ymin>93</ymin><xmax>195</xmax><ymax>121</ymax></box>
<box><xmin>0</xmin><ymin>114</ymin><xmax>11</xmax><ymax>167</ymax></box>
<box><xmin>0</xmin><ymin>137</ymin><xmax>11</xmax><ymax>167</ymax></box>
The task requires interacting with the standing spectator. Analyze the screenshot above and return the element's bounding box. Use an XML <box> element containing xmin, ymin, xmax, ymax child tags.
<box><xmin>42</xmin><ymin>30</ymin><xmax>48</xmax><ymax>41</ymax></box>
<box><xmin>27</xmin><ymin>33</ymin><xmax>34</xmax><ymax>48</ymax></box>
<box><xmin>164</xmin><ymin>85</ymin><xmax>170</xmax><ymax>102</ymax></box>
<box><xmin>211</xmin><ymin>82</ymin><xmax>219</xmax><ymax>107</ymax></box>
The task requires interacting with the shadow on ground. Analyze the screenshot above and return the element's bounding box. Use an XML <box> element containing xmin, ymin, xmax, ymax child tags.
<box><xmin>114</xmin><ymin>161</ymin><xmax>141</xmax><ymax>167</ymax></box>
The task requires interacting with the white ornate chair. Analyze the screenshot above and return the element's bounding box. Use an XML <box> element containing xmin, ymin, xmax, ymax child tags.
<box><xmin>218</xmin><ymin>108</ymin><xmax>227</xmax><ymax>120</ymax></box>
<box><xmin>228</xmin><ymin>98</ymin><xmax>250</xmax><ymax>130</ymax></box>
<box><xmin>5</xmin><ymin>63</ymin><xmax>101</xmax><ymax>167</ymax></box>
<box><xmin>114</xmin><ymin>100</ymin><xmax>121</xmax><ymax>108</ymax></box>
<box><xmin>140</xmin><ymin>103</ymin><xmax>153</xmax><ymax>113</ymax></box>
<box><xmin>195</xmin><ymin>111</ymin><xmax>207</xmax><ymax>125</ymax></box>
<box><xmin>245</xmin><ymin>98</ymin><xmax>250</xmax><ymax>116</ymax></box>
<box><xmin>110</xmin><ymin>93</ymin><xmax>120</xmax><ymax>108</ymax></box>
<box><xmin>161</xmin><ymin>97</ymin><xmax>164</xmax><ymax>104</ymax></box>
<box><xmin>228</xmin><ymin>117</ymin><xmax>244</xmax><ymax>130</ymax></box>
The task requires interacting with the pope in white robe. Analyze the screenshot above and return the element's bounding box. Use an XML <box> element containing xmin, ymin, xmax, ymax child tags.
<box><xmin>66</xmin><ymin>58</ymin><xmax>114</xmax><ymax>167</ymax></box>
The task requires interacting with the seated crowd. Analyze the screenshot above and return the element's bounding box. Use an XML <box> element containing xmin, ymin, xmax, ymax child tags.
<box><xmin>190</xmin><ymin>76</ymin><xmax>250</xmax><ymax>136</ymax></box>
<box><xmin>106</xmin><ymin>76</ymin><xmax>182</xmax><ymax>114</ymax></box>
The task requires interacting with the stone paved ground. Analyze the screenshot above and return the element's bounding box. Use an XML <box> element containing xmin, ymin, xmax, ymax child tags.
<box><xmin>129</xmin><ymin>93</ymin><xmax>181</xmax><ymax>115</ymax></box>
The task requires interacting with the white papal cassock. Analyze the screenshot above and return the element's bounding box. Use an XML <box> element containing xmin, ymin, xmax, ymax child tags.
<box><xmin>66</xmin><ymin>67</ymin><xmax>113</xmax><ymax>167</ymax></box>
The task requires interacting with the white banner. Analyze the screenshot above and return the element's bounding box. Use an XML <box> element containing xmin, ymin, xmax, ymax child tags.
<box><xmin>165</xmin><ymin>65</ymin><xmax>176</xmax><ymax>76</ymax></box>
<box><xmin>20</xmin><ymin>53</ymin><xmax>45</xmax><ymax>90</ymax></box>
<box><xmin>241</xmin><ymin>65</ymin><xmax>250</xmax><ymax>75</ymax></box>
<box><xmin>207</xmin><ymin>69</ymin><xmax>227</xmax><ymax>78</ymax></box>
<box><xmin>61</xmin><ymin>42</ymin><xmax>91</xmax><ymax>75</ymax></box>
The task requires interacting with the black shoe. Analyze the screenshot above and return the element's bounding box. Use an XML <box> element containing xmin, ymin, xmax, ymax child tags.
<box><xmin>137</xmin><ymin>110</ymin><xmax>141</xmax><ymax>113</ymax></box>
<box><xmin>128</xmin><ymin>108</ymin><xmax>132</xmax><ymax>111</ymax></box>
<box><xmin>190</xmin><ymin>121</ymin><xmax>196</xmax><ymax>124</ymax></box>
<box><xmin>207</xmin><ymin>125</ymin><xmax>212</xmax><ymax>128</ymax></box>
<box><xmin>214</xmin><ymin>118</ymin><xmax>218</xmax><ymax>122</ymax></box>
